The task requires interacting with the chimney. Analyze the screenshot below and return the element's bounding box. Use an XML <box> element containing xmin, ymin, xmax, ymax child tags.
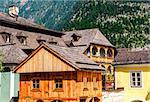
<box><xmin>8</xmin><ymin>5</ymin><xmax>19</xmax><ymax>19</ymax></box>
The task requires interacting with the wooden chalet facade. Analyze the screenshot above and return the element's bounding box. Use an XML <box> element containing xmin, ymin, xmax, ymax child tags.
<box><xmin>14</xmin><ymin>44</ymin><xmax>104</xmax><ymax>102</ymax></box>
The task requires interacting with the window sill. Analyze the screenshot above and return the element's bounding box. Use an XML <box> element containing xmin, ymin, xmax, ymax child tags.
<box><xmin>53</xmin><ymin>88</ymin><xmax>64</xmax><ymax>92</ymax></box>
<box><xmin>31</xmin><ymin>88</ymin><xmax>41</xmax><ymax>92</ymax></box>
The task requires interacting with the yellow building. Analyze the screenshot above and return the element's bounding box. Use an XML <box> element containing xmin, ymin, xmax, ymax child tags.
<box><xmin>114</xmin><ymin>48</ymin><xmax>150</xmax><ymax>102</ymax></box>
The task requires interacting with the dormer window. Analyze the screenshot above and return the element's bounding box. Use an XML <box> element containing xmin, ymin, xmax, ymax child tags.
<box><xmin>37</xmin><ymin>36</ymin><xmax>46</xmax><ymax>44</ymax></box>
<box><xmin>0</xmin><ymin>32</ymin><xmax>11</xmax><ymax>43</ymax></box>
<box><xmin>18</xmin><ymin>37</ymin><xmax>27</xmax><ymax>45</ymax></box>
<box><xmin>48</xmin><ymin>38</ymin><xmax>57</xmax><ymax>45</ymax></box>
<box><xmin>16</xmin><ymin>32</ymin><xmax>27</xmax><ymax>45</ymax></box>
<box><xmin>71</xmin><ymin>33</ymin><xmax>81</xmax><ymax>41</ymax></box>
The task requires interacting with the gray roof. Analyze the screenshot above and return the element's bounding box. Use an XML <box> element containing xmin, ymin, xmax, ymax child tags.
<box><xmin>114</xmin><ymin>48</ymin><xmax>150</xmax><ymax>65</ymax></box>
<box><xmin>0</xmin><ymin>25</ymin><xmax>66</xmax><ymax>49</ymax></box>
<box><xmin>63</xmin><ymin>28</ymin><xmax>114</xmax><ymax>49</ymax></box>
<box><xmin>45</xmin><ymin>43</ymin><xmax>104</xmax><ymax>71</ymax></box>
<box><xmin>0</xmin><ymin>44</ymin><xmax>28</xmax><ymax>64</ymax></box>
<box><xmin>0</xmin><ymin>12</ymin><xmax>64</xmax><ymax>37</ymax></box>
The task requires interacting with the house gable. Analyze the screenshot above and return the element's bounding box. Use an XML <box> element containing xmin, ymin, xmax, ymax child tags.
<box><xmin>14</xmin><ymin>45</ymin><xmax>76</xmax><ymax>73</ymax></box>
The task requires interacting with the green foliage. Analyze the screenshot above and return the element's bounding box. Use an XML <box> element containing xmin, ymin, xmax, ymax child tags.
<box><xmin>0</xmin><ymin>0</ymin><xmax>149</xmax><ymax>48</ymax></box>
<box><xmin>0</xmin><ymin>51</ymin><xmax>4</xmax><ymax>72</ymax></box>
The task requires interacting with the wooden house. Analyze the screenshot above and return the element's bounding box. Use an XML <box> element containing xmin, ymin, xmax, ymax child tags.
<box><xmin>0</xmin><ymin>12</ymin><xmax>66</xmax><ymax>102</ymax></box>
<box><xmin>14</xmin><ymin>43</ymin><xmax>104</xmax><ymax>102</ymax></box>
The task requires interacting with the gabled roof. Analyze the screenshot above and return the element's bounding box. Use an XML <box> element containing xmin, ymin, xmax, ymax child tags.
<box><xmin>14</xmin><ymin>43</ymin><xmax>104</xmax><ymax>73</ymax></box>
<box><xmin>46</xmin><ymin>43</ymin><xmax>103</xmax><ymax>70</ymax></box>
<box><xmin>114</xmin><ymin>48</ymin><xmax>150</xmax><ymax>65</ymax></box>
<box><xmin>0</xmin><ymin>44</ymin><xmax>27</xmax><ymax>64</ymax></box>
<box><xmin>63</xmin><ymin>28</ymin><xmax>114</xmax><ymax>48</ymax></box>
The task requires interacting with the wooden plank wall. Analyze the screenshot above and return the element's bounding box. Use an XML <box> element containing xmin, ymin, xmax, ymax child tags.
<box><xmin>17</xmin><ymin>48</ymin><xmax>75</xmax><ymax>73</ymax></box>
<box><xmin>19</xmin><ymin>71</ymin><xmax>102</xmax><ymax>102</ymax></box>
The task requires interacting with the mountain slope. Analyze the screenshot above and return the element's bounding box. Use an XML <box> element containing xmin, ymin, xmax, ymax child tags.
<box><xmin>0</xmin><ymin>0</ymin><xmax>149</xmax><ymax>48</ymax></box>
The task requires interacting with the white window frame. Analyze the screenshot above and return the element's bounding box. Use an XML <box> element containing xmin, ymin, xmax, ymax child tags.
<box><xmin>32</xmin><ymin>78</ymin><xmax>40</xmax><ymax>89</ymax></box>
<box><xmin>130</xmin><ymin>71</ymin><xmax>142</xmax><ymax>88</ymax></box>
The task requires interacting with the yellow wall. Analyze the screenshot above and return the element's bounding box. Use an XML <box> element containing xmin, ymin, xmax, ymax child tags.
<box><xmin>115</xmin><ymin>64</ymin><xmax>150</xmax><ymax>102</ymax></box>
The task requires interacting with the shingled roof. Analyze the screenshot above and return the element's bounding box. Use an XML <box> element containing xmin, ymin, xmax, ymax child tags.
<box><xmin>114</xmin><ymin>48</ymin><xmax>150</xmax><ymax>65</ymax></box>
<box><xmin>63</xmin><ymin>28</ymin><xmax>114</xmax><ymax>48</ymax></box>
<box><xmin>45</xmin><ymin>43</ymin><xmax>104</xmax><ymax>71</ymax></box>
<box><xmin>0</xmin><ymin>44</ymin><xmax>27</xmax><ymax>64</ymax></box>
<box><xmin>0</xmin><ymin>12</ymin><xmax>65</xmax><ymax>37</ymax></box>
<box><xmin>0</xmin><ymin>20</ymin><xmax>66</xmax><ymax>50</ymax></box>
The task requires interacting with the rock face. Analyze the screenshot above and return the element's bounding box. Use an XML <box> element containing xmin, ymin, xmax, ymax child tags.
<box><xmin>102</xmin><ymin>91</ymin><xmax>124</xmax><ymax>102</ymax></box>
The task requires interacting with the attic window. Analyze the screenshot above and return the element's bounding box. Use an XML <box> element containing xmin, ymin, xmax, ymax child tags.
<box><xmin>18</xmin><ymin>37</ymin><xmax>27</xmax><ymax>45</ymax></box>
<box><xmin>48</xmin><ymin>38</ymin><xmax>57</xmax><ymax>45</ymax></box>
<box><xmin>36</xmin><ymin>36</ymin><xmax>46</xmax><ymax>44</ymax></box>
<box><xmin>71</xmin><ymin>33</ymin><xmax>81</xmax><ymax>41</ymax></box>
<box><xmin>1</xmin><ymin>32</ymin><xmax>11</xmax><ymax>43</ymax></box>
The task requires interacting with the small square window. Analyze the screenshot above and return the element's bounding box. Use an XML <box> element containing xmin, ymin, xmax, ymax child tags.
<box><xmin>55</xmin><ymin>79</ymin><xmax>63</xmax><ymax>89</ymax></box>
<box><xmin>32</xmin><ymin>79</ymin><xmax>40</xmax><ymax>89</ymax></box>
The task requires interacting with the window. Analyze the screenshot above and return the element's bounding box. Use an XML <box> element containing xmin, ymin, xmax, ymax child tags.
<box><xmin>2</xmin><ymin>33</ymin><xmax>11</xmax><ymax>43</ymax></box>
<box><xmin>93</xmin><ymin>77</ymin><xmax>97</xmax><ymax>89</ymax></box>
<box><xmin>130</xmin><ymin>71</ymin><xmax>142</xmax><ymax>88</ymax></box>
<box><xmin>83</xmin><ymin>77</ymin><xmax>88</xmax><ymax>88</ymax></box>
<box><xmin>92</xmin><ymin>46</ymin><xmax>98</xmax><ymax>56</ymax></box>
<box><xmin>71</xmin><ymin>33</ymin><xmax>81</xmax><ymax>41</ymax></box>
<box><xmin>107</xmin><ymin>66</ymin><xmax>112</xmax><ymax>74</ymax></box>
<box><xmin>55</xmin><ymin>79</ymin><xmax>63</xmax><ymax>89</ymax></box>
<box><xmin>107</xmin><ymin>49</ymin><xmax>113</xmax><ymax>58</ymax></box>
<box><xmin>86</xmin><ymin>47</ymin><xmax>90</xmax><ymax>57</ymax></box>
<box><xmin>100</xmin><ymin>48</ymin><xmax>105</xmax><ymax>57</ymax></box>
<box><xmin>32</xmin><ymin>79</ymin><xmax>40</xmax><ymax>89</ymax></box>
<box><xmin>18</xmin><ymin>37</ymin><xmax>27</xmax><ymax>45</ymax></box>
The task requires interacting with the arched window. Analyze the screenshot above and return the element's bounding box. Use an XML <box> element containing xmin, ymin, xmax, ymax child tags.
<box><xmin>100</xmin><ymin>48</ymin><xmax>105</xmax><ymax>57</ymax></box>
<box><xmin>92</xmin><ymin>46</ymin><xmax>98</xmax><ymax>56</ymax></box>
<box><xmin>107</xmin><ymin>49</ymin><xmax>113</xmax><ymax>58</ymax></box>
<box><xmin>86</xmin><ymin>47</ymin><xmax>90</xmax><ymax>56</ymax></box>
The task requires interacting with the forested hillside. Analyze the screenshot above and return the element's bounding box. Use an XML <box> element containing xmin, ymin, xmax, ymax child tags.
<box><xmin>0</xmin><ymin>0</ymin><xmax>149</xmax><ymax>48</ymax></box>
